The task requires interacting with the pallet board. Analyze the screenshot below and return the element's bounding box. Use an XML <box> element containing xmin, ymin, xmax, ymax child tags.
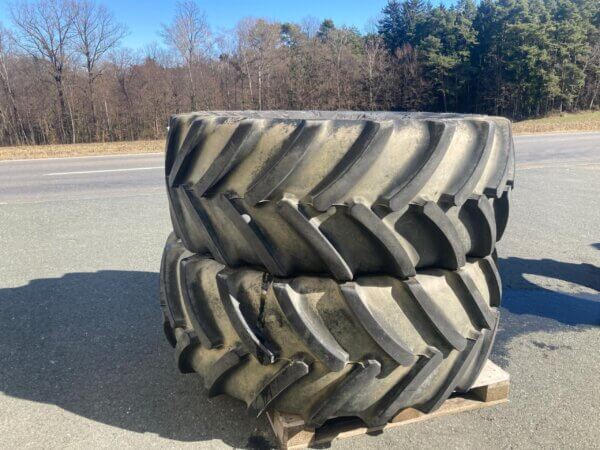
<box><xmin>267</xmin><ymin>360</ymin><xmax>509</xmax><ymax>450</ymax></box>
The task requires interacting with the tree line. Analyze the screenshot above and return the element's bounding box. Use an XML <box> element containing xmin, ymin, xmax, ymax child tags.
<box><xmin>0</xmin><ymin>0</ymin><xmax>598</xmax><ymax>146</ymax></box>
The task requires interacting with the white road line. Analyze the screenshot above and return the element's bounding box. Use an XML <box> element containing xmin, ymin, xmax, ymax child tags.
<box><xmin>0</xmin><ymin>152</ymin><xmax>162</xmax><ymax>163</ymax></box>
<box><xmin>45</xmin><ymin>166</ymin><xmax>164</xmax><ymax>176</ymax></box>
<box><xmin>514</xmin><ymin>131</ymin><xmax>600</xmax><ymax>139</ymax></box>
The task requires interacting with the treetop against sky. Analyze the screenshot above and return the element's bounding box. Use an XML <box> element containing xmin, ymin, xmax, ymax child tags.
<box><xmin>1</xmin><ymin>0</ymin><xmax>593</xmax><ymax>53</ymax></box>
<box><xmin>0</xmin><ymin>0</ymin><xmax>597</xmax><ymax>147</ymax></box>
<box><xmin>0</xmin><ymin>0</ymin><xmax>414</xmax><ymax>48</ymax></box>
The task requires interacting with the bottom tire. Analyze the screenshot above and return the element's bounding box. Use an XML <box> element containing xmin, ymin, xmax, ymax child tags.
<box><xmin>160</xmin><ymin>233</ymin><xmax>500</xmax><ymax>427</ymax></box>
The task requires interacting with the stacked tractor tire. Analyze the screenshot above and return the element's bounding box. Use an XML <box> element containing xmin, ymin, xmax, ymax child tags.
<box><xmin>160</xmin><ymin>111</ymin><xmax>514</xmax><ymax>427</ymax></box>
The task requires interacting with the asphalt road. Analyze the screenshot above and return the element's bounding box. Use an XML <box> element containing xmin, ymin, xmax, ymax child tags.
<box><xmin>0</xmin><ymin>132</ymin><xmax>598</xmax><ymax>449</ymax></box>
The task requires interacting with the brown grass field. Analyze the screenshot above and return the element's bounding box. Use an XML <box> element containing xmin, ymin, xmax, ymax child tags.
<box><xmin>511</xmin><ymin>110</ymin><xmax>600</xmax><ymax>134</ymax></box>
<box><xmin>0</xmin><ymin>139</ymin><xmax>164</xmax><ymax>161</ymax></box>
<box><xmin>0</xmin><ymin>111</ymin><xmax>598</xmax><ymax>160</ymax></box>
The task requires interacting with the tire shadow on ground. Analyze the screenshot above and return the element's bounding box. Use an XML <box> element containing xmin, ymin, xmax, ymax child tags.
<box><xmin>0</xmin><ymin>271</ymin><xmax>274</xmax><ymax>449</ymax></box>
<box><xmin>0</xmin><ymin>258</ymin><xmax>598</xmax><ymax>447</ymax></box>
<box><xmin>494</xmin><ymin>257</ymin><xmax>600</xmax><ymax>366</ymax></box>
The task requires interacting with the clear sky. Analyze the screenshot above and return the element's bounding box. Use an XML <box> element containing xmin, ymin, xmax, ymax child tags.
<box><xmin>0</xmin><ymin>0</ymin><xmax>400</xmax><ymax>48</ymax></box>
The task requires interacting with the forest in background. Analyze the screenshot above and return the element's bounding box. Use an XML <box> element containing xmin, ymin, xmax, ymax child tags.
<box><xmin>0</xmin><ymin>0</ymin><xmax>598</xmax><ymax>146</ymax></box>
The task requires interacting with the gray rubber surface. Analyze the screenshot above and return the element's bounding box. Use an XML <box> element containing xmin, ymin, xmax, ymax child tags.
<box><xmin>160</xmin><ymin>234</ymin><xmax>500</xmax><ymax>427</ymax></box>
<box><xmin>165</xmin><ymin>112</ymin><xmax>514</xmax><ymax>279</ymax></box>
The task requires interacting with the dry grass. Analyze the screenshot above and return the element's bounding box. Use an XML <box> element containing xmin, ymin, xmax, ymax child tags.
<box><xmin>0</xmin><ymin>139</ymin><xmax>164</xmax><ymax>161</ymax></box>
<box><xmin>512</xmin><ymin>110</ymin><xmax>600</xmax><ymax>134</ymax></box>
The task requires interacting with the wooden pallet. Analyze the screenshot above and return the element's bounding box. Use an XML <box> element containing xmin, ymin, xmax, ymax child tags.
<box><xmin>267</xmin><ymin>360</ymin><xmax>509</xmax><ymax>450</ymax></box>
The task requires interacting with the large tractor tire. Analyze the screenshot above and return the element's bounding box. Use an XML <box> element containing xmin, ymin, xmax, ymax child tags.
<box><xmin>160</xmin><ymin>234</ymin><xmax>501</xmax><ymax>427</ymax></box>
<box><xmin>165</xmin><ymin>111</ymin><xmax>514</xmax><ymax>281</ymax></box>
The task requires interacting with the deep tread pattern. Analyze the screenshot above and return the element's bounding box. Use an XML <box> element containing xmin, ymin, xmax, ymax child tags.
<box><xmin>273</xmin><ymin>282</ymin><xmax>350</xmax><ymax>371</ymax></box>
<box><xmin>369</xmin><ymin>348</ymin><xmax>443</xmax><ymax>427</ymax></box>
<box><xmin>348</xmin><ymin>200</ymin><xmax>416</xmax><ymax>279</ymax></box>
<box><xmin>384</xmin><ymin>121</ymin><xmax>456</xmax><ymax>210</ymax></box>
<box><xmin>247</xmin><ymin>120</ymin><xmax>328</xmax><ymax>205</ymax></box>
<box><xmin>307</xmin><ymin>360</ymin><xmax>382</xmax><ymax>427</ymax></box>
<box><xmin>168</xmin><ymin>118</ymin><xmax>213</xmax><ymax>188</ymax></box>
<box><xmin>165</xmin><ymin>112</ymin><xmax>514</xmax><ymax>280</ymax></box>
<box><xmin>166</xmin><ymin>187</ymin><xmax>189</xmax><ymax>249</ymax></box>
<box><xmin>277</xmin><ymin>197</ymin><xmax>353</xmax><ymax>281</ymax></box>
<box><xmin>164</xmin><ymin>115</ymin><xmax>189</xmax><ymax>177</ymax></box>
<box><xmin>441</xmin><ymin>121</ymin><xmax>495</xmax><ymax>207</ymax></box>
<box><xmin>454</xmin><ymin>269</ymin><xmax>498</xmax><ymax>330</ymax></box>
<box><xmin>461</xmin><ymin>195</ymin><xmax>497</xmax><ymax>257</ymax></box>
<box><xmin>217</xmin><ymin>269</ymin><xmax>278</xmax><ymax>364</ymax></box>
<box><xmin>250</xmin><ymin>359</ymin><xmax>310</xmax><ymax>415</ymax></box>
<box><xmin>420</xmin><ymin>333</ymin><xmax>484</xmax><ymax>413</ymax></box>
<box><xmin>484</xmin><ymin>124</ymin><xmax>512</xmax><ymax>198</ymax></box>
<box><xmin>174</xmin><ymin>329</ymin><xmax>200</xmax><ymax>374</ymax></box>
<box><xmin>168</xmin><ymin>116</ymin><xmax>235</xmax><ymax>188</ymax></box>
<box><xmin>456</xmin><ymin>326</ymin><xmax>497</xmax><ymax>392</ymax></box>
<box><xmin>179</xmin><ymin>256</ymin><xmax>223</xmax><ymax>348</ymax></box>
<box><xmin>178</xmin><ymin>189</ymin><xmax>230</xmax><ymax>263</ymax></box>
<box><xmin>405</xmin><ymin>279</ymin><xmax>468</xmax><ymax>351</ymax></box>
<box><xmin>205</xmin><ymin>346</ymin><xmax>249</xmax><ymax>396</ymax></box>
<box><xmin>479</xmin><ymin>256</ymin><xmax>503</xmax><ymax>307</ymax></box>
<box><xmin>160</xmin><ymin>236</ymin><xmax>503</xmax><ymax>425</ymax></box>
<box><xmin>159</xmin><ymin>236</ymin><xmax>187</xmax><ymax>328</ymax></box>
<box><xmin>414</xmin><ymin>201</ymin><xmax>466</xmax><ymax>270</ymax></box>
<box><xmin>341</xmin><ymin>282</ymin><xmax>416</xmax><ymax>366</ymax></box>
<box><xmin>311</xmin><ymin>121</ymin><xmax>394</xmax><ymax>211</ymax></box>
<box><xmin>194</xmin><ymin>120</ymin><xmax>264</xmax><ymax>196</ymax></box>
<box><xmin>216</xmin><ymin>194</ymin><xmax>289</xmax><ymax>276</ymax></box>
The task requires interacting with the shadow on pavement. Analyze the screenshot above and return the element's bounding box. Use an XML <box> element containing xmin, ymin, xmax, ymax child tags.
<box><xmin>0</xmin><ymin>271</ymin><xmax>274</xmax><ymax>449</ymax></box>
<box><xmin>0</xmin><ymin>259</ymin><xmax>598</xmax><ymax>445</ymax></box>
<box><xmin>494</xmin><ymin>257</ymin><xmax>600</xmax><ymax>365</ymax></box>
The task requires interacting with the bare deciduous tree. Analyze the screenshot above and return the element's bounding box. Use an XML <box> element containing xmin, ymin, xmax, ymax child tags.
<box><xmin>362</xmin><ymin>34</ymin><xmax>387</xmax><ymax>110</ymax></box>
<box><xmin>323</xmin><ymin>27</ymin><xmax>359</xmax><ymax>109</ymax></box>
<box><xmin>0</xmin><ymin>1</ymin><xmax>597</xmax><ymax>148</ymax></box>
<box><xmin>74</xmin><ymin>0</ymin><xmax>126</xmax><ymax>140</ymax></box>
<box><xmin>108</xmin><ymin>47</ymin><xmax>137</xmax><ymax>140</ymax></box>
<box><xmin>10</xmin><ymin>0</ymin><xmax>78</xmax><ymax>143</ymax></box>
<box><xmin>236</xmin><ymin>18</ymin><xmax>280</xmax><ymax>110</ymax></box>
<box><xmin>0</xmin><ymin>24</ymin><xmax>28</xmax><ymax>144</ymax></box>
<box><xmin>161</xmin><ymin>0</ymin><xmax>211</xmax><ymax>110</ymax></box>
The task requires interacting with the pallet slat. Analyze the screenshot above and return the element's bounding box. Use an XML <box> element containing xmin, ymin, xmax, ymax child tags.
<box><xmin>267</xmin><ymin>359</ymin><xmax>509</xmax><ymax>450</ymax></box>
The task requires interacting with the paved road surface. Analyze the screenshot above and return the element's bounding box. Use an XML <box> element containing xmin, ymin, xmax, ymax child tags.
<box><xmin>515</xmin><ymin>132</ymin><xmax>600</xmax><ymax>167</ymax></box>
<box><xmin>1</xmin><ymin>132</ymin><xmax>598</xmax><ymax>204</ymax></box>
<box><xmin>0</xmin><ymin>153</ymin><xmax>164</xmax><ymax>203</ymax></box>
<box><xmin>0</xmin><ymin>132</ymin><xmax>598</xmax><ymax>448</ymax></box>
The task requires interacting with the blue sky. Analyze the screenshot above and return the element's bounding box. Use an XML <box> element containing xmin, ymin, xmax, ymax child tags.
<box><xmin>0</xmin><ymin>0</ymin><xmax>401</xmax><ymax>48</ymax></box>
